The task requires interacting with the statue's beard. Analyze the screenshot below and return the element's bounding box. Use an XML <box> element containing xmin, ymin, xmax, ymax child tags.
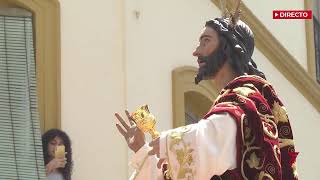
<box><xmin>195</xmin><ymin>46</ymin><xmax>226</xmax><ymax>84</ymax></box>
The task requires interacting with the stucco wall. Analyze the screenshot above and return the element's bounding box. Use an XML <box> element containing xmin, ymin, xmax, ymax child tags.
<box><xmin>60</xmin><ymin>0</ymin><xmax>128</xmax><ymax>179</ymax></box>
<box><xmin>245</xmin><ymin>0</ymin><xmax>308</xmax><ymax>70</ymax></box>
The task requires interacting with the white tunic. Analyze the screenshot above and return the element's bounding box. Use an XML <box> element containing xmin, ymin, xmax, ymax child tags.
<box><xmin>129</xmin><ymin>113</ymin><xmax>237</xmax><ymax>180</ymax></box>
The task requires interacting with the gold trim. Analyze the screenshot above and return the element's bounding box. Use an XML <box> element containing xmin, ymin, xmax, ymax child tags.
<box><xmin>211</xmin><ymin>0</ymin><xmax>320</xmax><ymax>112</ymax></box>
<box><xmin>246</xmin><ymin>152</ymin><xmax>261</xmax><ymax>169</ymax></box>
<box><xmin>258</xmin><ymin>171</ymin><xmax>274</xmax><ymax>180</ymax></box>
<box><xmin>273</xmin><ymin>145</ymin><xmax>281</xmax><ymax>167</ymax></box>
<box><xmin>165</xmin><ymin>134</ymin><xmax>174</xmax><ymax>179</ymax></box>
<box><xmin>0</xmin><ymin>0</ymin><xmax>61</xmax><ymax>132</ymax></box>
<box><xmin>241</xmin><ymin>147</ymin><xmax>262</xmax><ymax>180</ymax></box>
<box><xmin>172</xmin><ymin>66</ymin><xmax>218</xmax><ymax>128</ymax></box>
<box><xmin>305</xmin><ymin>0</ymin><xmax>317</xmax><ymax>79</ymax></box>
<box><xmin>279</xmin><ymin>138</ymin><xmax>295</xmax><ymax>148</ymax></box>
<box><xmin>262</xmin><ymin>119</ymin><xmax>278</xmax><ymax>140</ymax></box>
<box><xmin>240</xmin><ymin>114</ymin><xmax>246</xmax><ymax>144</ymax></box>
<box><xmin>233</xmin><ymin>86</ymin><xmax>256</xmax><ymax>97</ymax></box>
<box><xmin>272</xmin><ymin>101</ymin><xmax>289</xmax><ymax>124</ymax></box>
<box><xmin>168</xmin><ymin>126</ymin><xmax>194</xmax><ymax>179</ymax></box>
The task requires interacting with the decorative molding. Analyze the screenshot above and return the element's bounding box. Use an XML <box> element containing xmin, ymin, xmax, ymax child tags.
<box><xmin>172</xmin><ymin>66</ymin><xmax>218</xmax><ymax>128</ymax></box>
<box><xmin>211</xmin><ymin>0</ymin><xmax>320</xmax><ymax>112</ymax></box>
<box><xmin>0</xmin><ymin>0</ymin><xmax>61</xmax><ymax>132</ymax></box>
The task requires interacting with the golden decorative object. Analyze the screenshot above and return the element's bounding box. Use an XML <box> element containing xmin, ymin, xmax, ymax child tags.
<box><xmin>131</xmin><ymin>104</ymin><xmax>160</xmax><ymax>139</ymax></box>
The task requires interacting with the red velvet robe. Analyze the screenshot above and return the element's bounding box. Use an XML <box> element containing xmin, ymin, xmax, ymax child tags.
<box><xmin>204</xmin><ymin>75</ymin><xmax>298</xmax><ymax>180</ymax></box>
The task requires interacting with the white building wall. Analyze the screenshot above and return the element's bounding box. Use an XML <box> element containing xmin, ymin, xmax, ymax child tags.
<box><xmin>60</xmin><ymin>0</ymin><xmax>128</xmax><ymax>179</ymax></box>
<box><xmin>245</xmin><ymin>0</ymin><xmax>308</xmax><ymax>70</ymax></box>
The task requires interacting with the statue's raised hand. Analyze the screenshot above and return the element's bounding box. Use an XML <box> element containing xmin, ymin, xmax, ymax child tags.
<box><xmin>115</xmin><ymin>110</ymin><xmax>145</xmax><ymax>153</ymax></box>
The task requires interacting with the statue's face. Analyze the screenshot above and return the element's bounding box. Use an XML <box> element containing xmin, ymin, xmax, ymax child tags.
<box><xmin>193</xmin><ymin>27</ymin><xmax>226</xmax><ymax>84</ymax></box>
<box><xmin>193</xmin><ymin>27</ymin><xmax>220</xmax><ymax>62</ymax></box>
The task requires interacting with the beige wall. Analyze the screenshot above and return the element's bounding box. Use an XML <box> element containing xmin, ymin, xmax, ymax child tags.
<box><xmin>253</xmin><ymin>49</ymin><xmax>320</xmax><ymax>180</ymax></box>
<box><xmin>60</xmin><ymin>0</ymin><xmax>128</xmax><ymax>179</ymax></box>
<box><xmin>125</xmin><ymin>0</ymin><xmax>221</xmax><ymax>132</ymax></box>
<box><xmin>245</xmin><ymin>0</ymin><xmax>308</xmax><ymax>70</ymax></box>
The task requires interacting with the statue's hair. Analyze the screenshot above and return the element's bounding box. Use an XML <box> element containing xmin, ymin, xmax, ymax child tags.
<box><xmin>205</xmin><ymin>18</ymin><xmax>266</xmax><ymax>79</ymax></box>
<box><xmin>42</xmin><ymin>129</ymin><xmax>73</xmax><ymax>180</ymax></box>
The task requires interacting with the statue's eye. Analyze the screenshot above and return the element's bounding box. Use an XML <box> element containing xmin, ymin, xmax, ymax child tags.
<box><xmin>141</xmin><ymin>113</ymin><xmax>144</xmax><ymax>118</ymax></box>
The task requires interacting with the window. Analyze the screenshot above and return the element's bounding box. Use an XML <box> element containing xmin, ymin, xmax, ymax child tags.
<box><xmin>0</xmin><ymin>8</ymin><xmax>45</xmax><ymax>179</ymax></box>
<box><xmin>0</xmin><ymin>0</ymin><xmax>61</xmax><ymax>132</ymax></box>
<box><xmin>172</xmin><ymin>66</ymin><xmax>218</xmax><ymax>127</ymax></box>
<box><xmin>313</xmin><ymin>0</ymin><xmax>320</xmax><ymax>83</ymax></box>
<box><xmin>185</xmin><ymin>91</ymin><xmax>212</xmax><ymax>125</ymax></box>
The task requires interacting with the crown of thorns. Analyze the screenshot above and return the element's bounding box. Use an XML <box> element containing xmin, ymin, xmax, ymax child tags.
<box><xmin>219</xmin><ymin>0</ymin><xmax>242</xmax><ymax>28</ymax></box>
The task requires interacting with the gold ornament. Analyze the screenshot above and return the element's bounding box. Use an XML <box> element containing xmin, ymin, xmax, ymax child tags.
<box><xmin>246</xmin><ymin>152</ymin><xmax>260</xmax><ymax>169</ymax></box>
<box><xmin>272</xmin><ymin>101</ymin><xmax>288</xmax><ymax>124</ymax></box>
<box><xmin>131</xmin><ymin>104</ymin><xmax>160</xmax><ymax>139</ymax></box>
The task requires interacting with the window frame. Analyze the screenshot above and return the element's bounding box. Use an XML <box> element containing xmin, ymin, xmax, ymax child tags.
<box><xmin>305</xmin><ymin>0</ymin><xmax>320</xmax><ymax>82</ymax></box>
<box><xmin>0</xmin><ymin>0</ymin><xmax>61</xmax><ymax>132</ymax></box>
<box><xmin>172</xmin><ymin>66</ymin><xmax>218</xmax><ymax>128</ymax></box>
<box><xmin>314</xmin><ymin>17</ymin><xmax>320</xmax><ymax>83</ymax></box>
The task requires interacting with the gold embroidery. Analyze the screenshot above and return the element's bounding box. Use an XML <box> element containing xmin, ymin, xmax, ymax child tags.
<box><xmin>240</xmin><ymin>114</ymin><xmax>246</xmax><ymax>144</ymax></box>
<box><xmin>258</xmin><ymin>112</ymin><xmax>274</xmax><ymax>121</ymax></box>
<box><xmin>259</xmin><ymin>104</ymin><xmax>267</xmax><ymax>113</ymax></box>
<box><xmin>273</xmin><ymin>145</ymin><xmax>281</xmax><ymax>167</ymax></box>
<box><xmin>258</xmin><ymin>171</ymin><xmax>274</xmax><ymax>180</ymax></box>
<box><xmin>243</xmin><ymin>83</ymin><xmax>255</xmax><ymax>88</ymax></box>
<box><xmin>262</xmin><ymin>122</ymin><xmax>278</xmax><ymax>139</ymax></box>
<box><xmin>272</xmin><ymin>101</ymin><xmax>288</xmax><ymax>124</ymax></box>
<box><xmin>266</xmin><ymin>164</ymin><xmax>276</xmax><ymax>175</ymax></box>
<box><xmin>245</xmin><ymin>127</ymin><xmax>251</xmax><ymax>139</ymax></box>
<box><xmin>292</xmin><ymin>162</ymin><xmax>299</xmax><ymax>179</ymax></box>
<box><xmin>262</xmin><ymin>115</ymin><xmax>278</xmax><ymax>139</ymax></box>
<box><xmin>168</xmin><ymin>126</ymin><xmax>195</xmax><ymax>179</ymax></box>
<box><xmin>241</xmin><ymin>147</ymin><xmax>263</xmax><ymax>180</ymax></box>
<box><xmin>241</xmin><ymin>114</ymin><xmax>255</xmax><ymax>146</ymax></box>
<box><xmin>279</xmin><ymin>138</ymin><xmax>294</xmax><ymax>148</ymax></box>
<box><xmin>233</xmin><ymin>75</ymin><xmax>271</xmax><ymax>85</ymax></box>
<box><xmin>233</xmin><ymin>86</ymin><xmax>256</xmax><ymax>97</ymax></box>
<box><xmin>215</xmin><ymin>89</ymin><xmax>231</xmax><ymax>103</ymax></box>
<box><xmin>166</xmin><ymin>135</ymin><xmax>174</xmax><ymax>179</ymax></box>
<box><xmin>246</xmin><ymin>152</ymin><xmax>260</xmax><ymax>169</ymax></box>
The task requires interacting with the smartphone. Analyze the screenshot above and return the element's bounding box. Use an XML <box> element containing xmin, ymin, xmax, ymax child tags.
<box><xmin>55</xmin><ymin>145</ymin><xmax>65</xmax><ymax>159</ymax></box>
